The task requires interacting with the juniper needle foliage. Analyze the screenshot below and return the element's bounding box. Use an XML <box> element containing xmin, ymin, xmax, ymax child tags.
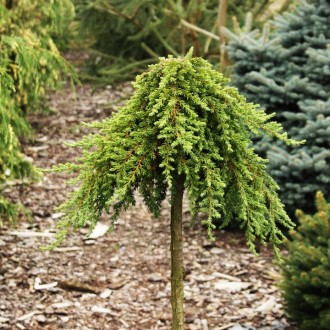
<box><xmin>52</xmin><ymin>51</ymin><xmax>300</xmax><ymax>255</ymax></box>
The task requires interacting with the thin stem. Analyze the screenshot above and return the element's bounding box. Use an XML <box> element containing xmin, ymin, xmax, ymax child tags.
<box><xmin>180</xmin><ymin>18</ymin><xmax>220</xmax><ymax>41</ymax></box>
<box><xmin>171</xmin><ymin>174</ymin><xmax>185</xmax><ymax>330</ymax></box>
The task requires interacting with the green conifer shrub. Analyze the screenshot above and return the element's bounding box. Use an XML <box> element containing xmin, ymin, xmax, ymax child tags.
<box><xmin>1</xmin><ymin>0</ymin><xmax>76</xmax><ymax>113</ymax></box>
<box><xmin>50</xmin><ymin>50</ymin><xmax>300</xmax><ymax>329</ymax></box>
<box><xmin>0</xmin><ymin>0</ymin><xmax>76</xmax><ymax>222</ymax></box>
<box><xmin>73</xmin><ymin>0</ymin><xmax>290</xmax><ymax>84</ymax></box>
<box><xmin>224</xmin><ymin>0</ymin><xmax>330</xmax><ymax>216</ymax></box>
<box><xmin>0</xmin><ymin>69</ymin><xmax>37</xmax><ymax>225</ymax></box>
<box><xmin>280</xmin><ymin>191</ymin><xmax>330</xmax><ymax>329</ymax></box>
<box><xmin>2</xmin><ymin>0</ymin><xmax>75</xmax><ymax>47</ymax></box>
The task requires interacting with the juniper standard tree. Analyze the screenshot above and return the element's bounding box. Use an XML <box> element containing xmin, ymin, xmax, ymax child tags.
<box><xmin>280</xmin><ymin>192</ymin><xmax>330</xmax><ymax>329</ymax></box>
<box><xmin>225</xmin><ymin>0</ymin><xmax>330</xmax><ymax>215</ymax></box>
<box><xmin>51</xmin><ymin>50</ymin><xmax>300</xmax><ymax>329</ymax></box>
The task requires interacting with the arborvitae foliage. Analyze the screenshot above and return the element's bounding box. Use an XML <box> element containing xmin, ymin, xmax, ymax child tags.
<box><xmin>225</xmin><ymin>0</ymin><xmax>330</xmax><ymax>215</ymax></box>
<box><xmin>280</xmin><ymin>192</ymin><xmax>330</xmax><ymax>329</ymax></box>
<box><xmin>73</xmin><ymin>0</ymin><xmax>290</xmax><ymax>84</ymax></box>
<box><xmin>0</xmin><ymin>0</ymin><xmax>76</xmax><ymax>223</ymax></box>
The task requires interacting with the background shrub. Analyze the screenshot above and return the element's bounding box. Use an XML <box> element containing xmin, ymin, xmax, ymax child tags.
<box><xmin>225</xmin><ymin>0</ymin><xmax>330</xmax><ymax>216</ymax></box>
<box><xmin>0</xmin><ymin>0</ymin><xmax>76</xmax><ymax>223</ymax></box>
<box><xmin>73</xmin><ymin>0</ymin><xmax>292</xmax><ymax>84</ymax></box>
<box><xmin>280</xmin><ymin>191</ymin><xmax>330</xmax><ymax>329</ymax></box>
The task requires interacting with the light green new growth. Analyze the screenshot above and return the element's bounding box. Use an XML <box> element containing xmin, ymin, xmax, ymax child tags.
<box><xmin>51</xmin><ymin>50</ymin><xmax>301</xmax><ymax>257</ymax></box>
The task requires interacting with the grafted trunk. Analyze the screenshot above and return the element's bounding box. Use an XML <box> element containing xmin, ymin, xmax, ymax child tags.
<box><xmin>170</xmin><ymin>174</ymin><xmax>185</xmax><ymax>330</ymax></box>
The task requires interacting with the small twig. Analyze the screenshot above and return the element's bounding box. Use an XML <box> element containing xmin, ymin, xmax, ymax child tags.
<box><xmin>180</xmin><ymin>19</ymin><xmax>220</xmax><ymax>41</ymax></box>
<box><xmin>215</xmin><ymin>323</ymin><xmax>236</xmax><ymax>330</ymax></box>
<box><xmin>53</xmin><ymin>246</ymin><xmax>81</xmax><ymax>252</ymax></box>
<box><xmin>16</xmin><ymin>311</ymin><xmax>41</xmax><ymax>322</ymax></box>
<box><xmin>141</xmin><ymin>42</ymin><xmax>159</xmax><ymax>59</ymax></box>
<box><xmin>151</xmin><ymin>27</ymin><xmax>180</xmax><ymax>57</ymax></box>
<box><xmin>58</xmin><ymin>280</ymin><xmax>99</xmax><ymax>294</ymax></box>
<box><xmin>7</xmin><ymin>231</ymin><xmax>54</xmax><ymax>238</ymax></box>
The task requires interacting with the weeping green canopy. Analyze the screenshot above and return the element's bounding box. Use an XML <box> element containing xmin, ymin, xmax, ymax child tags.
<box><xmin>51</xmin><ymin>50</ymin><xmax>301</xmax><ymax>255</ymax></box>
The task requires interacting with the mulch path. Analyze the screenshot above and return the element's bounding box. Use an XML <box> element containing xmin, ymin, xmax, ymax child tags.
<box><xmin>0</xmin><ymin>83</ymin><xmax>296</xmax><ymax>330</ymax></box>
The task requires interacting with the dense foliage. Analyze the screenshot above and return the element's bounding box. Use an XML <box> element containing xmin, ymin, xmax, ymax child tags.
<box><xmin>0</xmin><ymin>0</ymin><xmax>75</xmax><ymax>223</ymax></box>
<box><xmin>73</xmin><ymin>0</ymin><xmax>292</xmax><ymax>84</ymax></box>
<box><xmin>51</xmin><ymin>51</ymin><xmax>300</xmax><ymax>257</ymax></box>
<box><xmin>280</xmin><ymin>192</ymin><xmax>330</xmax><ymax>329</ymax></box>
<box><xmin>1</xmin><ymin>0</ymin><xmax>75</xmax><ymax>112</ymax></box>
<box><xmin>0</xmin><ymin>68</ymin><xmax>35</xmax><ymax>225</ymax></box>
<box><xmin>225</xmin><ymin>0</ymin><xmax>330</xmax><ymax>215</ymax></box>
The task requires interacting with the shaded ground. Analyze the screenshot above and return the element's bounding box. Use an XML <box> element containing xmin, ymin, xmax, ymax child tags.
<box><xmin>0</xmin><ymin>84</ymin><xmax>296</xmax><ymax>330</ymax></box>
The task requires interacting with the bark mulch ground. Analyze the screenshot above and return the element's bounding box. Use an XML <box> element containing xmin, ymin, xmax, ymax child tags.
<box><xmin>0</xmin><ymin>84</ymin><xmax>296</xmax><ymax>330</ymax></box>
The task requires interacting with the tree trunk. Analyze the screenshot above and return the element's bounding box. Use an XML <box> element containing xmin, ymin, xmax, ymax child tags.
<box><xmin>217</xmin><ymin>0</ymin><xmax>229</xmax><ymax>72</ymax></box>
<box><xmin>6</xmin><ymin>0</ymin><xmax>14</xmax><ymax>9</ymax></box>
<box><xmin>171</xmin><ymin>174</ymin><xmax>185</xmax><ymax>330</ymax></box>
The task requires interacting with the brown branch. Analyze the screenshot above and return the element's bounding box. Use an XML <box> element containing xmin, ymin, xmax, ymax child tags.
<box><xmin>125</xmin><ymin>143</ymin><xmax>140</xmax><ymax>162</ymax></box>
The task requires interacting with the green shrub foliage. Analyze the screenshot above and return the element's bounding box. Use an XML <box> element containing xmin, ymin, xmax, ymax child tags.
<box><xmin>225</xmin><ymin>0</ymin><xmax>330</xmax><ymax>215</ymax></box>
<box><xmin>0</xmin><ymin>68</ymin><xmax>36</xmax><ymax>225</ymax></box>
<box><xmin>51</xmin><ymin>51</ymin><xmax>300</xmax><ymax>257</ymax></box>
<box><xmin>0</xmin><ymin>0</ymin><xmax>76</xmax><ymax>112</ymax></box>
<box><xmin>0</xmin><ymin>0</ymin><xmax>75</xmax><ymax>223</ymax></box>
<box><xmin>280</xmin><ymin>191</ymin><xmax>330</xmax><ymax>329</ymax></box>
<box><xmin>0</xmin><ymin>69</ymin><xmax>34</xmax><ymax>180</ymax></box>
<box><xmin>73</xmin><ymin>0</ymin><xmax>290</xmax><ymax>84</ymax></box>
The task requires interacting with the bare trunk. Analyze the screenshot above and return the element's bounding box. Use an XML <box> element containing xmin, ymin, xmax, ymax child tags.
<box><xmin>171</xmin><ymin>175</ymin><xmax>185</xmax><ymax>330</ymax></box>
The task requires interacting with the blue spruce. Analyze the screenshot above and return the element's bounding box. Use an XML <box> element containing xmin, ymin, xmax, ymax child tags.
<box><xmin>225</xmin><ymin>0</ymin><xmax>330</xmax><ymax>215</ymax></box>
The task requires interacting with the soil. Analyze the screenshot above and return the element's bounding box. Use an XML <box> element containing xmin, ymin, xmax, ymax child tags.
<box><xmin>0</xmin><ymin>83</ymin><xmax>296</xmax><ymax>330</ymax></box>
